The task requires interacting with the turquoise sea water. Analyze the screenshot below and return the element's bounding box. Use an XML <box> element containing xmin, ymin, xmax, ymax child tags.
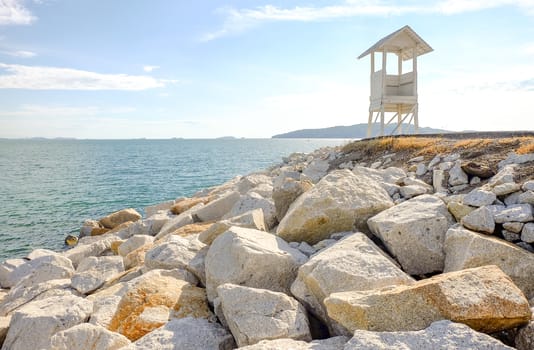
<box><xmin>0</xmin><ymin>138</ymin><xmax>347</xmax><ymax>261</ymax></box>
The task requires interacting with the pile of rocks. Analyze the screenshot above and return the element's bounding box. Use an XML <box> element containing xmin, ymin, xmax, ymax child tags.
<box><xmin>0</xmin><ymin>141</ymin><xmax>533</xmax><ymax>349</ymax></box>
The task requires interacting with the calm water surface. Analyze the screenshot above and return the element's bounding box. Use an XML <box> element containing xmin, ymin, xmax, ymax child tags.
<box><xmin>0</xmin><ymin>138</ymin><xmax>348</xmax><ymax>260</ymax></box>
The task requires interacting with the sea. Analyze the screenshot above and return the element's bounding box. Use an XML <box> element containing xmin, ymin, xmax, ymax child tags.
<box><xmin>0</xmin><ymin>138</ymin><xmax>349</xmax><ymax>261</ymax></box>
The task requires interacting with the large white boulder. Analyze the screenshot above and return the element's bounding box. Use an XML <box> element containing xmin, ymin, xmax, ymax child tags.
<box><xmin>190</xmin><ymin>190</ymin><xmax>241</xmax><ymax>222</ymax></box>
<box><xmin>99</xmin><ymin>208</ymin><xmax>141</xmax><ymax>229</ymax></box>
<box><xmin>324</xmin><ymin>265</ymin><xmax>530</xmax><ymax>333</ymax></box>
<box><xmin>71</xmin><ymin>256</ymin><xmax>124</xmax><ymax>294</ymax></box>
<box><xmin>224</xmin><ymin>192</ymin><xmax>276</xmax><ymax>229</ymax></box>
<box><xmin>463</xmin><ymin>188</ymin><xmax>496</xmax><ymax>207</ymax></box>
<box><xmin>216</xmin><ymin>283</ymin><xmax>311</xmax><ymax>347</ymax></box>
<box><xmin>1</xmin><ymin>295</ymin><xmax>93</xmax><ymax>350</ymax></box>
<box><xmin>444</xmin><ymin>225</ymin><xmax>534</xmax><ymax>299</ymax></box>
<box><xmin>0</xmin><ymin>259</ymin><xmax>26</xmax><ymax>288</ymax></box>
<box><xmin>460</xmin><ymin>206</ymin><xmax>495</xmax><ymax>234</ymax></box>
<box><xmin>6</xmin><ymin>253</ymin><xmax>74</xmax><ymax>289</ymax></box>
<box><xmin>144</xmin><ymin>236</ymin><xmax>205</xmax><ymax>272</ymax></box>
<box><xmin>273</xmin><ymin>177</ymin><xmax>313</xmax><ymax>222</ymax></box>
<box><xmin>494</xmin><ymin>204</ymin><xmax>533</xmax><ymax>223</ymax></box>
<box><xmin>290</xmin><ymin>233</ymin><xmax>413</xmax><ymax>331</ymax></box>
<box><xmin>238</xmin><ymin>337</ymin><xmax>349</xmax><ymax>350</ymax></box>
<box><xmin>123</xmin><ymin>317</ymin><xmax>235</xmax><ymax>350</ymax></box>
<box><xmin>302</xmin><ymin>158</ymin><xmax>330</xmax><ymax>183</ymax></box>
<box><xmin>205</xmin><ymin>226</ymin><xmax>307</xmax><ymax>302</ymax></box>
<box><xmin>50</xmin><ymin>323</ymin><xmax>131</xmax><ymax>350</ymax></box>
<box><xmin>118</xmin><ymin>235</ymin><xmax>155</xmax><ymax>257</ymax></box>
<box><xmin>154</xmin><ymin>212</ymin><xmax>194</xmax><ymax>239</ymax></box>
<box><xmin>62</xmin><ymin>236</ymin><xmax>119</xmax><ymax>268</ymax></box>
<box><xmin>277</xmin><ymin>170</ymin><xmax>394</xmax><ymax>245</ymax></box>
<box><xmin>344</xmin><ymin>320</ymin><xmax>514</xmax><ymax>350</ymax></box>
<box><xmin>368</xmin><ymin>194</ymin><xmax>454</xmax><ymax>275</ymax></box>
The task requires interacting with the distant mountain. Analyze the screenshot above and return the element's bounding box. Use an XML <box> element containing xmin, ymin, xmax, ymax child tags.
<box><xmin>272</xmin><ymin>123</ymin><xmax>450</xmax><ymax>139</ymax></box>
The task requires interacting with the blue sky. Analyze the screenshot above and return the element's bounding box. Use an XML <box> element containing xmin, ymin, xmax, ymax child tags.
<box><xmin>0</xmin><ymin>0</ymin><xmax>533</xmax><ymax>139</ymax></box>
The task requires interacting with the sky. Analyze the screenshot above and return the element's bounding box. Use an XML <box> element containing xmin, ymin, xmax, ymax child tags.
<box><xmin>0</xmin><ymin>0</ymin><xmax>533</xmax><ymax>139</ymax></box>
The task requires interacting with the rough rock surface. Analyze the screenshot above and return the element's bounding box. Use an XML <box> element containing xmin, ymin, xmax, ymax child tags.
<box><xmin>118</xmin><ymin>235</ymin><xmax>155</xmax><ymax>257</ymax></box>
<box><xmin>277</xmin><ymin>170</ymin><xmax>393</xmax><ymax>245</ymax></box>
<box><xmin>239</xmin><ymin>336</ymin><xmax>349</xmax><ymax>350</ymax></box>
<box><xmin>109</xmin><ymin>272</ymin><xmax>212</xmax><ymax>341</ymax></box>
<box><xmin>6</xmin><ymin>253</ymin><xmax>74</xmax><ymax>289</ymax></box>
<box><xmin>216</xmin><ymin>283</ymin><xmax>310</xmax><ymax>347</ymax></box>
<box><xmin>444</xmin><ymin>226</ymin><xmax>534</xmax><ymax>299</ymax></box>
<box><xmin>191</xmin><ymin>191</ymin><xmax>241</xmax><ymax>222</ymax></box>
<box><xmin>325</xmin><ymin>265</ymin><xmax>530</xmax><ymax>333</ymax></box>
<box><xmin>71</xmin><ymin>255</ymin><xmax>124</xmax><ymax>294</ymax></box>
<box><xmin>290</xmin><ymin>233</ymin><xmax>413</xmax><ymax>329</ymax></box>
<box><xmin>516</xmin><ymin>317</ymin><xmax>534</xmax><ymax>350</ymax></box>
<box><xmin>463</xmin><ymin>189</ymin><xmax>496</xmax><ymax>207</ymax></box>
<box><xmin>198</xmin><ymin>209</ymin><xmax>266</xmax><ymax>245</ymax></box>
<box><xmin>205</xmin><ymin>226</ymin><xmax>307</xmax><ymax>302</ymax></box>
<box><xmin>224</xmin><ymin>192</ymin><xmax>276</xmax><ymax>229</ymax></box>
<box><xmin>123</xmin><ymin>317</ymin><xmax>235</xmax><ymax>350</ymax></box>
<box><xmin>273</xmin><ymin>177</ymin><xmax>313</xmax><ymax>222</ymax></box>
<box><xmin>1</xmin><ymin>295</ymin><xmax>93</xmax><ymax>350</ymax></box>
<box><xmin>99</xmin><ymin>208</ymin><xmax>141</xmax><ymax>229</ymax></box>
<box><xmin>460</xmin><ymin>206</ymin><xmax>495</xmax><ymax>234</ymax></box>
<box><xmin>144</xmin><ymin>236</ymin><xmax>205</xmax><ymax>272</ymax></box>
<box><xmin>368</xmin><ymin>194</ymin><xmax>454</xmax><ymax>275</ymax></box>
<box><xmin>50</xmin><ymin>323</ymin><xmax>131</xmax><ymax>350</ymax></box>
<box><xmin>344</xmin><ymin>320</ymin><xmax>514</xmax><ymax>350</ymax></box>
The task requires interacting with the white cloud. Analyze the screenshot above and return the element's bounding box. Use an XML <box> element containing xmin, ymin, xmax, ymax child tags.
<box><xmin>202</xmin><ymin>0</ymin><xmax>534</xmax><ymax>41</ymax></box>
<box><xmin>1</xmin><ymin>49</ymin><xmax>36</xmax><ymax>57</ymax></box>
<box><xmin>143</xmin><ymin>65</ymin><xmax>160</xmax><ymax>72</ymax></box>
<box><xmin>0</xmin><ymin>63</ymin><xmax>174</xmax><ymax>90</ymax></box>
<box><xmin>0</xmin><ymin>0</ymin><xmax>36</xmax><ymax>25</ymax></box>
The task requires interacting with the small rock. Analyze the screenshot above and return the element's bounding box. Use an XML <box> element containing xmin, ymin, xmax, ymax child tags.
<box><xmin>450</xmin><ymin>184</ymin><xmax>469</xmax><ymax>193</ymax></box>
<box><xmin>191</xmin><ymin>191</ymin><xmax>241</xmax><ymax>222</ymax></box>
<box><xmin>118</xmin><ymin>235</ymin><xmax>155</xmax><ymax>257</ymax></box>
<box><xmin>504</xmin><ymin>191</ymin><xmax>522</xmax><ymax>206</ymax></box>
<box><xmin>461</xmin><ymin>162</ymin><xmax>495</xmax><ymax>178</ymax></box>
<box><xmin>415</xmin><ymin>163</ymin><xmax>427</xmax><ymax>176</ymax></box>
<box><xmin>493</xmin><ymin>183</ymin><xmax>522</xmax><ymax>196</ymax></box>
<box><xmin>498</xmin><ymin>153</ymin><xmax>534</xmax><ymax>169</ymax></box>
<box><xmin>50</xmin><ymin>323</ymin><xmax>131</xmax><ymax>350</ymax></box>
<box><xmin>502</xmin><ymin>230</ymin><xmax>521</xmax><ymax>242</ymax></box>
<box><xmin>461</xmin><ymin>206</ymin><xmax>495</xmax><ymax>234</ymax></box>
<box><xmin>302</xmin><ymin>159</ymin><xmax>330</xmax><ymax>183</ymax></box>
<box><xmin>408</xmin><ymin>156</ymin><xmax>425</xmax><ymax>163</ymax></box>
<box><xmin>522</xmin><ymin>180</ymin><xmax>534</xmax><ymax>191</ymax></box>
<box><xmin>443</xmin><ymin>153</ymin><xmax>460</xmax><ymax>162</ymax></box>
<box><xmin>144</xmin><ymin>236</ymin><xmax>205</xmax><ymax>272</ymax></box>
<box><xmin>171</xmin><ymin>196</ymin><xmax>210</xmax><ymax>215</ymax></box>
<box><xmin>99</xmin><ymin>208</ymin><xmax>141</xmax><ymax>229</ymax></box>
<box><xmin>463</xmin><ymin>189</ymin><xmax>496</xmax><ymax>207</ymax></box>
<box><xmin>503</xmin><ymin>222</ymin><xmax>524</xmax><ymax>234</ymax></box>
<box><xmin>519</xmin><ymin>191</ymin><xmax>534</xmax><ymax>204</ymax></box>
<box><xmin>223</xmin><ymin>192</ymin><xmax>276</xmax><ymax>229</ymax></box>
<box><xmin>399</xmin><ymin>185</ymin><xmax>429</xmax><ymax>199</ymax></box>
<box><xmin>439</xmin><ymin>161</ymin><xmax>454</xmax><ymax>171</ymax></box>
<box><xmin>145</xmin><ymin>200</ymin><xmax>174</xmax><ymax>217</ymax></box>
<box><xmin>521</xmin><ymin>223</ymin><xmax>534</xmax><ymax>243</ymax></box>
<box><xmin>470</xmin><ymin>176</ymin><xmax>481</xmax><ymax>185</ymax></box>
<box><xmin>494</xmin><ymin>204</ymin><xmax>533</xmax><ymax>223</ymax></box>
<box><xmin>154</xmin><ymin>212</ymin><xmax>194</xmax><ymax>240</ymax></box>
<box><xmin>489</xmin><ymin>165</ymin><xmax>515</xmax><ymax>186</ymax></box>
<box><xmin>516</xmin><ymin>242</ymin><xmax>534</xmax><ymax>253</ymax></box>
<box><xmin>432</xmin><ymin>169</ymin><xmax>447</xmax><ymax>193</ymax></box>
<box><xmin>428</xmin><ymin>155</ymin><xmax>441</xmax><ymax>168</ymax></box>
<box><xmin>71</xmin><ymin>256</ymin><xmax>124</xmax><ymax>294</ymax></box>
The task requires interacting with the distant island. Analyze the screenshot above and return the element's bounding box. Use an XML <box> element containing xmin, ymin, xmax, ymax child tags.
<box><xmin>272</xmin><ymin>123</ymin><xmax>450</xmax><ymax>139</ymax></box>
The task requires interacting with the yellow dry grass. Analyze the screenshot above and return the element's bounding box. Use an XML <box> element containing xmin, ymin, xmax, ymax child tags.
<box><xmin>342</xmin><ymin>137</ymin><xmax>444</xmax><ymax>156</ymax></box>
<box><xmin>452</xmin><ymin>139</ymin><xmax>492</xmax><ymax>150</ymax></box>
<box><xmin>517</xmin><ymin>142</ymin><xmax>534</xmax><ymax>155</ymax></box>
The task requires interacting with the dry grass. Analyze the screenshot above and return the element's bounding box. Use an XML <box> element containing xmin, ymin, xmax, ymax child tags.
<box><xmin>342</xmin><ymin>137</ymin><xmax>445</xmax><ymax>156</ymax></box>
<box><xmin>517</xmin><ymin>141</ymin><xmax>534</xmax><ymax>155</ymax></box>
<box><xmin>452</xmin><ymin>139</ymin><xmax>492</xmax><ymax>150</ymax></box>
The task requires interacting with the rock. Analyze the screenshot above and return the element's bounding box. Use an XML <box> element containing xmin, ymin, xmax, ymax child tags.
<box><xmin>118</xmin><ymin>235</ymin><xmax>155</xmax><ymax>257</ymax></box>
<box><xmin>352</xmin><ymin>166</ymin><xmax>407</xmax><ymax>196</ymax></box>
<box><xmin>237</xmin><ymin>173</ymin><xmax>273</xmax><ymax>194</ymax></box>
<box><xmin>277</xmin><ymin>170</ymin><xmax>393</xmax><ymax>245</ymax></box>
<box><xmin>145</xmin><ymin>200</ymin><xmax>174</xmax><ymax>217</ymax></box>
<box><xmin>80</xmin><ymin>219</ymin><xmax>103</xmax><ymax>237</ymax></box>
<box><xmin>7</xmin><ymin>253</ymin><xmax>74</xmax><ymax>289</ymax></box>
<box><xmin>448</xmin><ymin>161</ymin><xmax>468</xmax><ymax>186</ymax></box>
<box><xmin>493</xmin><ymin>182</ymin><xmax>522</xmax><ymax>196</ymax></box>
<box><xmin>99</xmin><ymin>208</ymin><xmax>141</xmax><ymax>229</ymax></box>
<box><xmin>344</xmin><ymin>320</ymin><xmax>514</xmax><ymax>350</ymax></box>
<box><xmin>296</xmin><ymin>241</ymin><xmax>316</xmax><ymax>256</ymax></box>
<box><xmin>191</xmin><ymin>190</ymin><xmax>241</xmax><ymax>222</ymax></box>
<box><xmin>444</xmin><ymin>225</ymin><xmax>534</xmax><ymax>299</ymax></box>
<box><xmin>503</xmin><ymin>221</ymin><xmax>524</xmax><ymax>233</ymax></box>
<box><xmin>368</xmin><ymin>194</ymin><xmax>454</xmax><ymax>275</ymax></box>
<box><xmin>519</xmin><ymin>191</ymin><xmax>534</xmax><ymax>204</ymax></box>
<box><xmin>505</xmin><ymin>191</ymin><xmax>522</xmax><ymax>206</ymax></box>
<box><xmin>0</xmin><ymin>316</ymin><xmax>10</xmax><ymax>347</ymax></box>
<box><xmin>516</xmin><ymin>317</ymin><xmax>534</xmax><ymax>350</ymax></box>
<box><xmin>171</xmin><ymin>196</ymin><xmax>210</xmax><ymax>215</ymax></box>
<box><xmin>502</xmin><ymin>230</ymin><xmax>521</xmax><ymax>242</ymax></box>
<box><xmin>144</xmin><ymin>236</ymin><xmax>205</xmax><ymax>272</ymax></box>
<box><xmin>169</xmin><ymin>222</ymin><xmax>213</xmax><ymax>237</ymax></box>
<box><xmin>498</xmin><ymin>152</ymin><xmax>534</xmax><ymax>169</ymax></box>
<box><xmin>494</xmin><ymin>204</ymin><xmax>533</xmax><ymax>223</ymax></box>
<box><xmin>0</xmin><ymin>259</ymin><xmax>26</xmax><ymax>288</ymax></box>
<box><xmin>447</xmin><ymin>201</ymin><xmax>475</xmax><ymax>222</ymax></box>
<box><xmin>463</xmin><ymin>188</ymin><xmax>497</xmax><ymax>207</ymax></box>
<box><xmin>239</xmin><ymin>337</ymin><xmax>349</xmax><ymax>350</ymax></box>
<box><xmin>461</xmin><ymin>162</ymin><xmax>495</xmax><ymax>178</ymax></box>
<box><xmin>489</xmin><ymin>165</ymin><xmax>516</xmax><ymax>186</ymax></box>
<box><xmin>109</xmin><ymin>272</ymin><xmax>213</xmax><ymax>341</ymax></box>
<box><xmin>302</xmin><ymin>159</ymin><xmax>330</xmax><ymax>183</ymax></box>
<box><xmin>450</xmin><ymin>184</ymin><xmax>468</xmax><ymax>193</ymax></box>
<box><xmin>432</xmin><ymin>169</ymin><xmax>447</xmax><ymax>193</ymax></box>
<box><xmin>290</xmin><ymin>233</ymin><xmax>413</xmax><ymax>331</ymax></box>
<box><xmin>521</xmin><ymin>223</ymin><xmax>534</xmax><ymax>243</ymax></box>
<box><xmin>250</xmin><ymin>183</ymin><xmax>274</xmax><ymax>198</ymax></box>
<box><xmin>0</xmin><ymin>279</ymin><xmax>75</xmax><ymax>316</ymax></box>
<box><xmin>324</xmin><ymin>265</ymin><xmax>530</xmax><ymax>333</ymax></box>
<box><xmin>154</xmin><ymin>212</ymin><xmax>194</xmax><ymax>240</ymax></box>
<box><xmin>470</xmin><ymin>176</ymin><xmax>481</xmax><ymax>185</ymax></box>
<box><xmin>50</xmin><ymin>323</ymin><xmax>131</xmax><ymax>350</ymax></box>
<box><xmin>71</xmin><ymin>256</ymin><xmax>125</xmax><ymax>294</ymax></box>
<box><xmin>123</xmin><ymin>243</ymin><xmax>154</xmax><ymax>269</ymax></box>
<box><xmin>1</xmin><ymin>295</ymin><xmax>92</xmax><ymax>350</ymax></box>
<box><xmin>123</xmin><ymin>317</ymin><xmax>235</xmax><ymax>350</ymax></box>
<box><xmin>143</xmin><ymin>210</ymin><xmax>173</xmax><ymax>236</ymax></box>
<box><xmin>273</xmin><ymin>177</ymin><xmax>313</xmax><ymax>222</ymax></box>
<box><xmin>224</xmin><ymin>192</ymin><xmax>276</xmax><ymax>229</ymax></box>
<box><xmin>205</xmin><ymin>226</ymin><xmax>307</xmax><ymax>302</ymax></box>
<box><xmin>187</xmin><ymin>246</ymin><xmax>209</xmax><ymax>286</ymax></box>
<box><xmin>216</xmin><ymin>284</ymin><xmax>311</xmax><ymax>347</ymax></box>
<box><xmin>399</xmin><ymin>184</ymin><xmax>429</xmax><ymax>199</ymax></box>
<box><xmin>461</xmin><ymin>206</ymin><xmax>495</xmax><ymax>234</ymax></box>
<box><xmin>89</xmin><ymin>295</ymin><xmax>122</xmax><ymax>328</ymax></box>
<box><xmin>63</xmin><ymin>236</ymin><xmax>117</xmax><ymax>268</ymax></box>
<box><xmin>198</xmin><ymin>209</ymin><xmax>266</xmax><ymax>245</ymax></box>
<box><xmin>523</xmin><ymin>180</ymin><xmax>534</xmax><ymax>191</ymax></box>
<box><xmin>415</xmin><ymin>163</ymin><xmax>427</xmax><ymax>176</ymax></box>
<box><xmin>517</xmin><ymin>241</ymin><xmax>534</xmax><ymax>253</ymax></box>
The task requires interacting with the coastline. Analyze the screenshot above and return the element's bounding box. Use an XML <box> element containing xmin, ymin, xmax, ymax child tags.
<box><xmin>0</xmin><ymin>134</ymin><xmax>533</xmax><ymax>349</ymax></box>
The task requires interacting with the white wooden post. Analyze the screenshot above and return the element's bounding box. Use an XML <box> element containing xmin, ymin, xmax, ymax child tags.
<box><xmin>381</xmin><ymin>51</ymin><xmax>387</xmax><ymax>136</ymax></box>
<box><xmin>397</xmin><ymin>51</ymin><xmax>403</xmax><ymax>134</ymax></box>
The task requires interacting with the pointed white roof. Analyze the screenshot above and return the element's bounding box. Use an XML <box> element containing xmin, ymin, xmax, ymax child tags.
<box><xmin>358</xmin><ymin>25</ymin><xmax>433</xmax><ymax>61</ymax></box>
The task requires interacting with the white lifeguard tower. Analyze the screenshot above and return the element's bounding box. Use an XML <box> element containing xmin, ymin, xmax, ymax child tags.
<box><xmin>358</xmin><ymin>25</ymin><xmax>433</xmax><ymax>137</ymax></box>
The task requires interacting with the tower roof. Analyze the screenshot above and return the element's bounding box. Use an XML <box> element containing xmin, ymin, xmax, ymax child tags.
<box><xmin>358</xmin><ymin>25</ymin><xmax>433</xmax><ymax>61</ymax></box>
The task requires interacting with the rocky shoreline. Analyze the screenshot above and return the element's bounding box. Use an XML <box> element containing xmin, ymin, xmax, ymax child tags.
<box><xmin>1</xmin><ymin>135</ymin><xmax>534</xmax><ymax>349</ymax></box>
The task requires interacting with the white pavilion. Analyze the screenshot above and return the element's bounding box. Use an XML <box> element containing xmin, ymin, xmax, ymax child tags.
<box><xmin>358</xmin><ymin>25</ymin><xmax>433</xmax><ymax>137</ymax></box>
